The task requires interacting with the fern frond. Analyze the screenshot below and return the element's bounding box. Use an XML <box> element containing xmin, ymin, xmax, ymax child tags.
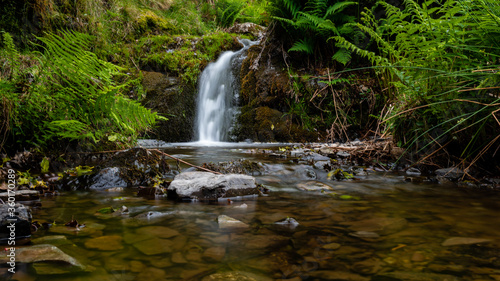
<box><xmin>325</xmin><ymin>1</ymin><xmax>357</xmax><ymax>18</ymax></box>
<box><xmin>289</xmin><ymin>38</ymin><xmax>315</xmax><ymax>54</ymax></box>
<box><xmin>332</xmin><ymin>47</ymin><xmax>351</xmax><ymax>65</ymax></box>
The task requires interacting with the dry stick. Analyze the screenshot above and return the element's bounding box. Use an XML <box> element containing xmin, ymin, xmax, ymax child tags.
<box><xmin>71</xmin><ymin>148</ymin><xmax>222</xmax><ymax>175</ymax></box>
<box><xmin>148</xmin><ymin>149</ymin><xmax>222</xmax><ymax>175</ymax></box>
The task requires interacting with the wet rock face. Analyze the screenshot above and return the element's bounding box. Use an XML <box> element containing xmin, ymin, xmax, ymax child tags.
<box><xmin>235</xmin><ymin>32</ymin><xmax>318</xmax><ymax>142</ymax></box>
<box><xmin>0</xmin><ymin>203</ymin><xmax>31</xmax><ymax>244</ymax></box>
<box><xmin>167</xmin><ymin>171</ymin><xmax>258</xmax><ymax>201</ymax></box>
<box><xmin>141</xmin><ymin>71</ymin><xmax>196</xmax><ymax>142</ymax></box>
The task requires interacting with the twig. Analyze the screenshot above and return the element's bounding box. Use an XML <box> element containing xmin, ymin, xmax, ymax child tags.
<box><xmin>71</xmin><ymin>148</ymin><xmax>222</xmax><ymax>175</ymax></box>
<box><xmin>149</xmin><ymin>149</ymin><xmax>222</xmax><ymax>175</ymax></box>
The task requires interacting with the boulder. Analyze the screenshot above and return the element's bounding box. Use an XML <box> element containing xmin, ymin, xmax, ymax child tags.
<box><xmin>167</xmin><ymin>171</ymin><xmax>258</xmax><ymax>201</ymax></box>
<box><xmin>0</xmin><ymin>203</ymin><xmax>31</xmax><ymax>245</ymax></box>
<box><xmin>87</xmin><ymin>167</ymin><xmax>127</xmax><ymax>190</ymax></box>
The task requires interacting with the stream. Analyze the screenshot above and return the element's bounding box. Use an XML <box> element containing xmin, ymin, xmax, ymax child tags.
<box><xmin>5</xmin><ymin>143</ymin><xmax>500</xmax><ymax>281</ymax></box>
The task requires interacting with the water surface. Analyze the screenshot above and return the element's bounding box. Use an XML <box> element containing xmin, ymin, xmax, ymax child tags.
<box><xmin>8</xmin><ymin>144</ymin><xmax>500</xmax><ymax>281</ymax></box>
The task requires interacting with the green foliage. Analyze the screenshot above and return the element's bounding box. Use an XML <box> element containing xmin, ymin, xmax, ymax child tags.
<box><xmin>269</xmin><ymin>0</ymin><xmax>358</xmax><ymax>65</ymax></box>
<box><xmin>216</xmin><ymin>0</ymin><xmax>245</xmax><ymax>28</ymax></box>
<box><xmin>0</xmin><ymin>31</ymin><xmax>20</xmax><ymax>79</ymax></box>
<box><xmin>334</xmin><ymin>0</ymin><xmax>500</xmax><ymax>167</ymax></box>
<box><xmin>1</xmin><ymin>30</ymin><xmax>163</xmax><ymax>150</ymax></box>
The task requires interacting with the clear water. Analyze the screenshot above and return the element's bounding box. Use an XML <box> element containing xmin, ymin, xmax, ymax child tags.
<box><xmin>4</xmin><ymin>145</ymin><xmax>500</xmax><ymax>281</ymax></box>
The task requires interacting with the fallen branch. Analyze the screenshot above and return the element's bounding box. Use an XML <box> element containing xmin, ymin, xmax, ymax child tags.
<box><xmin>148</xmin><ymin>149</ymin><xmax>222</xmax><ymax>175</ymax></box>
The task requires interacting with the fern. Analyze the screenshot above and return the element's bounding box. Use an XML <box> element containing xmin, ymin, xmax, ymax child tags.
<box><xmin>5</xmin><ymin>30</ymin><xmax>164</xmax><ymax>148</ymax></box>
<box><xmin>289</xmin><ymin>38</ymin><xmax>315</xmax><ymax>54</ymax></box>
<box><xmin>332</xmin><ymin>47</ymin><xmax>351</xmax><ymax>65</ymax></box>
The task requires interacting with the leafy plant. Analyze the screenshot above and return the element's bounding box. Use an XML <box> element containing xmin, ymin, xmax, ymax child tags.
<box><xmin>216</xmin><ymin>0</ymin><xmax>245</xmax><ymax>28</ymax></box>
<box><xmin>2</xmin><ymin>30</ymin><xmax>165</xmax><ymax>150</ymax></box>
<box><xmin>333</xmin><ymin>0</ymin><xmax>500</xmax><ymax>171</ymax></box>
<box><xmin>269</xmin><ymin>0</ymin><xmax>359</xmax><ymax>65</ymax></box>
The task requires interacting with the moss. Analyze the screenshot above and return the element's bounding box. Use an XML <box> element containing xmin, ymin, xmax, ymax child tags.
<box><xmin>135</xmin><ymin>10</ymin><xmax>175</xmax><ymax>34</ymax></box>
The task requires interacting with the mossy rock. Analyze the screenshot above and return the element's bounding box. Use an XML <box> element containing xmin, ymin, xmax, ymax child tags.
<box><xmin>140</xmin><ymin>71</ymin><xmax>196</xmax><ymax>142</ymax></box>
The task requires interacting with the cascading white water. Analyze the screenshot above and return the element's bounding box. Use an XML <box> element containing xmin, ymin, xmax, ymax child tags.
<box><xmin>195</xmin><ymin>39</ymin><xmax>257</xmax><ymax>143</ymax></box>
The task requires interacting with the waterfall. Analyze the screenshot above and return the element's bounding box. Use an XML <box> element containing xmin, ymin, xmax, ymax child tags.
<box><xmin>195</xmin><ymin>39</ymin><xmax>257</xmax><ymax>143</ymax></box>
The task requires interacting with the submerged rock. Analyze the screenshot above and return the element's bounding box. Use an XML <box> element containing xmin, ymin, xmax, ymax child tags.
<box><xmin>344</xmin><ymin>217</ymin><xmax>408</xmax><ymax>236</ymax></box>
<box><xmin>168</xmin><ymin>171</ymin><xmax>258</xmax><ymax>201</ymax></box>
<box><xmin>0</xmin><ymin>244</ymin><xmax>88</xmax><ymax>274</ymax></box>
<box><xmin>373</xmin><ymin>271</ymin><xmax>462</xmax><ymax>281</ymax></box>
<box><xmin>84</xmin><ymin>235</ymin><xmax>123</xmax><ymax>251</ymax></box>
<box><xmin>218</xmin><ymin>215</ymin><xmax>249</xmax><ymax>229</ymax></box>
<box><xmin>202</xmin><ymin>271</ymin><xmax>273</xmax><ymax>281</ymax></box>
<box><xmin>296</xmin><ymin>181</ymin><xmax>333</xmax><ymax>192</ymax></box>
<box><xmin>441</xmin><ymin>237</ymin><xmax>492</xmax><ymax>247</ymax></box>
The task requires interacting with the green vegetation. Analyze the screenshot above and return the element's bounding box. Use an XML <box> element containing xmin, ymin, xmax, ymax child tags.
<box><xmin>333</xmin><ymin>0</ymin><xmax>500</xmax><ymax>169</ymax></box>
<box><xmin>1</xmin><ymin>30</ymin><xmax>163</xmax><ymax>150</ymax></box>
<box><xmin>0</xmin><ymin>0</ymin><xmax>498</xmax><ymax>174</ymax></box>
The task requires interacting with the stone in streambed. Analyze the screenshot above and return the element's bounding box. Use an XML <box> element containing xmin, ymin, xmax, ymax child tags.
<box><xmin>344</xmin><ymin>217</ymin><xmax>407</xmax><ymax>236</ymax></box>
<box><xmin>296</xmin><ymin>181</ymin><xmax>333</xmax><ymax>192</ymax></box>
<box><xmin>0</xmin><ymin>244</ymin><xmax>89</xmax><ymax>274</ymax></box>
<box><xmin>217</xmin><ymin>215</ymin><xmax>249</xmax><ymax>229</ymax></box>
<box><xmin>84</xmin><ymin>235</ymin><xmax>123</xmax><ymax>251</ymax></box>
<box><xmin>441</xmin><ymin>237</ymin><xmax>492</xmax><ymax>246</ymax></box>
<box><xmin>135</xmin><ymin>226</ymin><xmax>179</xmax><ymax>239</ymax></box>
<box><xmin>167</xmin><ymin>171</ymin><xmax>258</xmax><ymax>201</ymax></box>
<box><xmin>133</xmin><ymin>237</ymin><xmax>174</xmax><ymax>255</ymax></box>
<box><xmin>203</xmin><ymin>246</ymin><xmax>226</xmax><ymax>262</ymax></box>
<box><xmin>202</xmin><ymin>271</ymin><xmax>273</xmax><ymax>281</ymax></box>
<box><xmin>373</xmin><ymin>271</ymin><xmax>462</xmax><ymax>281</ymax></box>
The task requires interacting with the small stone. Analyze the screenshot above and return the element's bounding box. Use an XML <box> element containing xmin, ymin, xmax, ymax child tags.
<box><xmin>442</xmin><ymin>237</ymin><xmax>492</xmax><ymax>246</ymax></box>
<box><xmin>203</xmin><ymin>246</ymin><xmax>226</xmax><ymax>262</ymax></box>
<box><xmin>201</xmin><ymin>271</ymin><xmax>272</xmax><ymax>281</ymax></box>
<box><xmin>274</xmin><ymin>217</ymin><xmax>300</xmax><ymax>228</ymax></box>
<box><xmin>435</xmin><ymin>167</ymin><xmax>464</xmax><ymax>180</ymax></box>
<box><xmin>217</xmin><ymin>215</ymin><xmax>249</xmax><ymax>229</ymax></box>
<box><xmin>136</xmin><ymin>226</ymin><xmax>179</xmax><ymax>239</ymax></box>
<box><xmin>136</xmin><ymin>268</ymin><xmax>166</xmax><ymax>280</ymax></box>
<box><xmin>233</xmin><ymin>203</ymin><xmax>248</xmax><ymax>209</ymax></box>
<box><xmin>84</xmin><ymin>235</ymin><xmax>123</xmax><ymax>251</ymax></box>
<box><xmin>296</xmin><ymin>181</ymin><xmax>334</xmax><ymax>192</ymax></box>
<box><xmin>406</xmin><ymin>168</ymin><xmax>422</xmax><ymax>176</ymax></box>
<box><xmin>345</xmin><ymin>217</ymin><xmax>407</xmax><ymax>236</ymax></box>
<box><xmin>375</xmin><ymin>271</ymin><xmax>461</xmax><ymax>281</ymax></box>
<box><xmin>349</xmin><ymin>231</ymin><xmax>380</xmax><ymax>238</ymax></box>
<box><xmin>172</xmin><ymin>252</ymin><xmax>188</xmax><ymax>264</ymax></box>
<box><xmin>129</xmin><ymin>260</ymin><xmax>145</xmax><ymax>272</ymax></box>
<box><xmin>337</xmin><ymin>151</ymin><xmax>351</xmax><ymax>158</ymax></box>
<box><xmin>411</xmin><ymin>251</ymin><xmax>426</xmax><ymax>262</ymax></box>
<box><xmin>323</xmin><ymin>243</ymin><xmax>341</xmax><ymax>250</ymax></box>
<box><xmin>133</xmin><ymin>238</ymin><xmax>174</xmax><ymax>255</ymax></box>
